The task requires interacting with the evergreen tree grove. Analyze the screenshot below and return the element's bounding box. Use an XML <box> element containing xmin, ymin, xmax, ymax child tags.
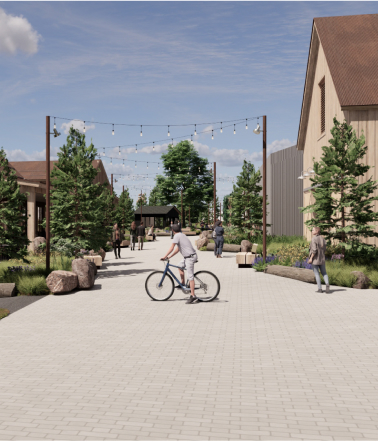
<box><xmin>0</xmin><ymin>147</ymin><xmax>29</xmax><ymax>259</ymax></box>
<box><xmin>49</xmin><ymin>128</ymin><xmax>112</xmax><ymax>254</ymax></box>
<box><xmin>115</xmin><ymin>188</ymin><xmax>134</xmax><ymax>230</ymax></box>
<box><xmin>302</xmin><ymin>118</ymin><xmax>378</xmax><ymax>249</ymax></box>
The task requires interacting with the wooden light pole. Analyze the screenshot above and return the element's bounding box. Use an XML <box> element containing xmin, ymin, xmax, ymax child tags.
<box><xmin>213</xmin><ymin>162</ymin><xmax>216</xmax><ymax>224</ymax></box>
<box><xmin>46</xmin><ymin>116</ymin><xmax>51</xmax><ymax>272</ymax></box>
<box><xmin>262</xmin><ymin>115</ymin><xmax>267</xmax><ymax>263</ymax></box>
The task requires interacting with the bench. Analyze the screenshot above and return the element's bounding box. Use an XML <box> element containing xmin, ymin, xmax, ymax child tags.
<box><xmin>146</xmin><ymin>235</ymin><xmax>154</xmax><ymax>241</ymax></box>
<box><xmin>121</xmin><ymin>240</ymin><xmax>130</xmax><ymax>247</ymax></box>
<box><xmin>84</xmin><ymin>255</ymin><xmax>102</xmax><ymax>268</ymax></box>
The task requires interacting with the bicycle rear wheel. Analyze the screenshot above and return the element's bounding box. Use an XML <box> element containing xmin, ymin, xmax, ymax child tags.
<box><xmin>193</xmin><ymin>271</ymin><xmax>220</xmax><ymax>302</ymax></box>
<box><xmin>145</xmin><ymin>271</ymin><xmax>174</xmax><ymax>301</ymax></box>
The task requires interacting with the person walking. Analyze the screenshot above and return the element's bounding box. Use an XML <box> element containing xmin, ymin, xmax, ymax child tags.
<box><xmin>214</xmin><ymin>221</ymin><xmax>224</xmax><ymax>258</ymax></box>
<box><xmin>112</xmin><ymin>223</ymin><xmax>121</xmax><ymax>259</ymax></box>
<box><xmin>148</xmin><ymin>225</ymin><xmax>156</xmax><ymax>241</ymax></box>
<box><xmin>308</xmin><ymin>226</ymin><xmax>330</xmax><ymax>293</ymax></box>
<box><xmin>170</xmin><ymin>221</ymin><xmax>174</xmax><ymax>239</ymax></box>
<box><xmin>137</xmin><ymin>221</ymin><xmax>146</xmax><ymax>250</ymax></box>
<box><xmin>177</xmin><ymin>220</ymin><xmax>182</xmax><ymax>232</ymax></box>
<box><xmin>129</xmin><ymin>221</ymin><xmax>137</xmax><ymax>251</ymax></box>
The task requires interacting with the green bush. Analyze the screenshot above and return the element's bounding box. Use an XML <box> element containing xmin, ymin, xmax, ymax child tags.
<box><xmin>0</xmin><ymin>308</ymin><xmax>10</xmax><ymax>320</ymax></box>
<box><xmin>17</xmin><ymin>275</ymin><xmax>49</xmax><ymax>296</ymax></box>
<box><xmin>368</xmin><ymin>271</ymin><xmax>378</xmax><ymax>289</ymax></box>
<box><xmin>195</xmin><ymin>230</ymin><xmax>201</xmax><ymax>235</ymax></box>
<box><xmin>199</xmin><ymin>246</ymin><xmax>207</xmax><ymax>251</ymax></box>
<box><xmin>276</xmin><ymin>243</ymin><xmax>309</xmax><ymax>265</ymax></box>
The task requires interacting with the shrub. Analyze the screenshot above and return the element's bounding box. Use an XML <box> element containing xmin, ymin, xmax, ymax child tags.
<box><xmin>17</xmin><ymin>275</ymin><xmax>49</xmax><ymax>296</ymax></box>
<box><xmin>199</xmin><ymin>246</ymin><xmax>207</xmax><ymax>251</ymax></box>
<box><xmin>276</xmin><ymin>243</ymin><xmax>309</xmax><ymax>265</ymax></box>
<box><xmin>196</xmin><ymin>230</ymin><xmax>201</xmax><ymax>235</ymax></box>
<box><xmin>0</xmin><ymin>308</ymin><xmax>10</xmax><ymax>320</ymax></box>
<box><xmin>369</xmin><ymin>271</ymin><xmax>378</xmax><ymax>289</ymax></box>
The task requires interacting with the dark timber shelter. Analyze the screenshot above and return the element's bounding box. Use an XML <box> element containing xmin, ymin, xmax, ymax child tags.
<box><xmin>134</xmin><ymin>206</ymin><xmax>180</xmax><ymax>228</ymax></box>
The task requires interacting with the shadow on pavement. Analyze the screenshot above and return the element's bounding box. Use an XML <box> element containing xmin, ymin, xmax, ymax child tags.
<box><xmin>98</xmin><ymin>268</ymin><xmax>156</xmax><ymax>279</ymax></box>
<box><xmin>0</xmin><ymin>295</ymin><xmax>47</xmax><ymax>315</ymax></box>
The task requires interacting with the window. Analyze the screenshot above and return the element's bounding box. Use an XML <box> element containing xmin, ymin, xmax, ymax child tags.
<box><xmin>319</xmin><ymin>77</ymin><xmax>325</xmax><ymax>134</ymax></box>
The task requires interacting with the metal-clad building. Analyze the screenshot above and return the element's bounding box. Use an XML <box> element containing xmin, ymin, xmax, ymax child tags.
<box><xmin>260</xmin><ymin>145</ymin><xmax>303</xmax><ymax>236</ymax></box>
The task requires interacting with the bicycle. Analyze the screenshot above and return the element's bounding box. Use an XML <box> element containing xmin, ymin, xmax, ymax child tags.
<box><xmin>145</xmin><ymin>259</ymin><xmax>220</xmax><ymax>302</ymax></box>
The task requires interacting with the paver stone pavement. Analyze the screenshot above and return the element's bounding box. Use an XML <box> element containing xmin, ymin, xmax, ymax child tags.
<box><xmin>0</xmin><ymin>236</ymin><xmax>378</xmax><ymax>440</ymax></box>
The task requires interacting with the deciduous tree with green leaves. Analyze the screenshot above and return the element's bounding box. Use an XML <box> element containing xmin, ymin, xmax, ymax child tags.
<box><xmin>156</xmin><ymin>140</ymin><xmax>213</xmax><ymax>226</ymax></box>
<box><xmin>115</xmin><ymin>187</ymin><xmax>134</xmax><ymax>230</ymax></box>
<box><xmin>302</xmin><ymin>118</ymin><xmax>378</xmax><ymax>251</ymax></box>
<box><xmin>49</xmin><ymin>128</ymin><xmax>112</xmax><ymax>254</ymax></box>
<box><xmin>0</xmin><ymin>147</ymin><xmax>29</xmax><ymax>259</ymax></box>
<box><xmin>136</xmin><ymin>192</ymin><xmax>147</xmax><ymax>209</ymax></box>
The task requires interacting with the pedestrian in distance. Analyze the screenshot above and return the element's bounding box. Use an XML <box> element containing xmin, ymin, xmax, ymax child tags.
<box><xmin>214</xmin><ymin>220</ymin><xmax>224</xmax><ymax>258</ymax></box>
<box><xmin>161</xmin><ymin>224</ymin><xmax>199</xmax><ymax>304</ymax></box>
<box><xmin>129</xmin><ymin>221</ymin><xmax>137</xmax><ymax>251</ymax></box>
<box><xmin>112</xmin><ymin>223</ymin><xmax>122</xmax><ymax>259</ymax></box>
<box><xmin>148</xmin><ymin>225</ymin><xmax>156</xmax><ymax>241</ymax></box>
<box><xmin>170</xmin><ymin>221</ymin><xmax>174</xmax><ymax>239</ymax></box>
<box><xmin>308</xmin><ymin>226</ymin><xmax>331</xmax><ymax>293</ymax></box>
<box><xmin>137</xmin><ymin>221</ymin><xmax>146</xmax><ymax>250</ymax></box>
<box><xmin>177</xmin><ymin>220</ymin><xmax>182</xmax><ymax>232</ymax></box>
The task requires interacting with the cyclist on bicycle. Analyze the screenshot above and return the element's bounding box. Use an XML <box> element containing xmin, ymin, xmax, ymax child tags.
<box><xmin>161</xmin><ymin>224</ymin><xmax>198</xmax><ymax>304</ymax></box>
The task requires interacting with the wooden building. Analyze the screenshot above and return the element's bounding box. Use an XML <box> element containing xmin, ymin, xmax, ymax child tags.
<box><xmin>297</xmin><ymin>14</ymin><xmax>378</xmax><ymax>242</ymax></box>
<box><xmin>134</xmin><ymin>206</ymin><xmax>180</xmax><ymax>228</ymax></box>
<box><xmin>9</xmin><ymin>160</ymin><xmax>110</xmax><ymax>247</ymax></box>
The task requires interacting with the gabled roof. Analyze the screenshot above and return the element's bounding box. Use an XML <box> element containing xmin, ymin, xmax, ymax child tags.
<box><xmin>297</xmin><ymin>14</ymin><xmax>378</xmax><ymax>150</ymax></box>
<box><xmin>135</xmin><ymin>205</ymin><xmax>180</xmax><ymax>215</ymax></box>
<box><xmin>8</xmin><ymin>160</ymin><xmax>108</xmax><ymax>184</ymax></box>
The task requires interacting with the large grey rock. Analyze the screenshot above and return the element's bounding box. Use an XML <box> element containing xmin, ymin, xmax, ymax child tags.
<box><xmin>351</xmin><ymin>271</ymin><xmax>370</xmax><ymax>289</ymax></box>
<box><xmin>0</xmin><ymin>283</ymin><xmax>16</xmax><ymax>298</ymax></box>
<box><xmin>197</xmin><ymin>237</ymin><xmax>209</xmax><ymax>250</ymax></box>
<box><xmin>72</xmin><ymin>258</ymin><xmax>95</xmax><ymax>289</ymax></box>
<box><xmin>46</xmin><ymin>271</ymin><xmax>78</xmax><ymax>294</ymax></box>
<box><xmin>87</xmin><ymin>260</ymin><xmax>97</xmax><ymax>276</ymax></box>
<box><xmin>200</xmin><ymin>230</ymin><xmax>210</xmax><ymax>240</ymax></box>
<box><xmin>241</xmin><ymin>240</ymin><xmax>252</xmax><ymax>253</ymax></box>
<box><xmin>98</xmin><ymin>248</ymin><xmax>106</xmax><ymax>261</ymax></box>
<box><xmin>33</xmin><ymin>237</ymin><xmax>46</xmax><ymax>253</ymax></box>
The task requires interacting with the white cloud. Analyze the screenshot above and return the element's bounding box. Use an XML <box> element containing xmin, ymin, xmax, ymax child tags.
<box><xmin>268</xmin><ymin>138</ymin><xmax>294</xmax><ymax>155</ymax></box>
<box><xmin>0</xmin><ymin>7</ymin><xmax>40</xmax><ymax>54</ymax></box>
<box><xmin>5</xmin><ymin>147</ymin><xmax>59</xmax><ymax>161</ymax></box>
<box><xmin>61</xmin><ymin>120</ymin><xmax>95</xmax><ymax>134</ymax></box>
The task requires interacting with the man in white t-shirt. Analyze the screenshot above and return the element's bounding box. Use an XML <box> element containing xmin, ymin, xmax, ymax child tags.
<box><xmin>161</xmin><ymin>224</ymin><xmax>198</xmax><ymax>304</ymax></box>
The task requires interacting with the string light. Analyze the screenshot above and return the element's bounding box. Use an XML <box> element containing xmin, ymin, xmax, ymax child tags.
<box><xmin>194</xmin><ymin>124</ymin><xmax>197</xmax><ymax>135</ymax></box>
<box><xmin>103</xmin><ymin>148</ymin><xmax>105</xmax><ymax>157</ymax></box>
<box><xmin>168</xmin><ymin>125</ymin><xmax>170</xmax><ymax>136</ymax></box>
<box><xmin>135</xmin><ymin>144</ymin><xmax>137</xmax><ymax>154</ymax></box>
<box><xmin>153</xmin><ymin>141</ymin><xmax>155</xmax><ymax>151</ymax></box>
<box><xmin>212</xmin><ymin>130</ymin><xmax>214</xmax><ymax>140</ymax></box>
<box><xmin>171</xmin><ymin>138</ymin><xmax>174</xmax><ymax>147</ymax></box>
<box><xmin>245</xmin><ymin>119</ymin><xmax>248</xmax><ymax>130</ymax></box>
<box><xmin>122</xmin><ymin>159</ymin><xmax>125</xmax><ymax>168</ymax></box>
<box><xmin>83</xmin><ymin>121</ymin><xmax>86</xmax><ymax>133</ymax></box>
<box><xmin>118</xmin><ymin>146</ymin><xmax>121</xmax><ymax>155</ymax></box>
<box><xmin>54</xmin><ymin>118</ymin><xmax>56</xmax><ymax>130</ymax></box>
<box><xmin>147</xmin><ymin>162</ymin><xmax>148</xmax><ymax>169</ymax></box>
<box><xmin>191</xmin><ymin>134</ymin><xmax>193</xmax><ymax>142</ymax></box>
<box><xmin>234</xmin><ymin>124</ymin><xmax>236</xmax><ymax>134</ymax></box>
<box><xmin>112</xmin><ymin>124</ymin><xmax>114</xmax><ymax>135</ymax></box>
<box><xmin>220</xmin><ymin>122</ymin><xmax>222</xmax><ymax>133</ymax></box>
<box><xmin>110</xmin><ymin>157</ymin><xmax>112</xmax><ymax>165</ymax></box>
<box><xmin>135</xmin><ymin>161</ymin><xmax>137</xmax><ymax>168</ymax></box>
<box><xmin>140</xmin><ymin>125</ymin><xmax>143</xmax><ymax>137</ymax></box>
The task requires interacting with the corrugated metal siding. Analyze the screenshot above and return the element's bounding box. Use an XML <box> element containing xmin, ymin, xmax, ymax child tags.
<box><xmin>261</xmin><ymin>145</ymin><xmax>303</xmax><ymax>236</ymax></box>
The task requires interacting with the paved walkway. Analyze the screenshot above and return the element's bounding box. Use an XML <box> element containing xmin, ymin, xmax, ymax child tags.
<box><xmin>1</xmin><ymin>236</ymin><xmax>378</xmax><ymax>441</ymax></box>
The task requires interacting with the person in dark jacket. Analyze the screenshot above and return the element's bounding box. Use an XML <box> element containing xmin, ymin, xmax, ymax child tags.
<box><xmin>214</xmin><ymin>221</ymin><xmax>224</xmax><ymax>258</ymax></box>
<box><xmin>137</xmin><ymin>222</ymin><xmax>146</xmax><ymax>250</ymax></box>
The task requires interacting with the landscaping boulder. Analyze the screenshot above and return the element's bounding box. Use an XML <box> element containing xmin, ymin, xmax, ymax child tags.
<box><xmin>87</xmin><ymin>260</ymin><xmax>97</xmax><ymax>276</ymax></box>
<box><xmin>241</xmin><ymin>240</ymin><xmax>252</xmax><ymax>253</ymax></box>
<box><xmin>46</xmin><ymin>271</ymin><xmax>78</xmax><ymax>294</ymax></box>
<box><xmin>72</xmin><ymin>258</ymin><xmax>96</xmax><ymax>289</ymax></box>
<box><xmin>197</xmin><ymin>237</ymin><xmax>209</xmax><ymax>250</ymax></box>
<box><xmin>33</xmin><ymin>237</ymin><xmax>46</xmax><ymax>253</ymax></box>
<box><xmin>351</xmin><ymin>271</ymin><xmax>371</xmax><ymax>289</ymax></box>
<box><xmin>98</xmin><ymin>248</ymin><xmax>106</xmax><ymax>260</ymax></box>
<box><xmin>200</xmin><ymin>230</ymin><xmax>210</xmax><ymax>239</ymax></box>
<box><xmin>0</xmin><ymin>283</ymin><xmax>16</xmax><ymax>298</ymax></box>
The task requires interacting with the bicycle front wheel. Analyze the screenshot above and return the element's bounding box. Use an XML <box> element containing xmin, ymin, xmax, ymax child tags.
<box><xmin>194</xmin><ymin>271</ymin><xmax>220</xmax><ymax>302</ymax></box>
<box><xmin>145</xmin><ymin>271</ymin><xmax>174</xmax><ymax>301</ymax></box>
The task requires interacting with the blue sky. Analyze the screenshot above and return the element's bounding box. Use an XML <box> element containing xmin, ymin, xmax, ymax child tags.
<box><xmin>1</xmin><ymin>1</ymin><xmax>377</xmax><ymax>201</ymax></box>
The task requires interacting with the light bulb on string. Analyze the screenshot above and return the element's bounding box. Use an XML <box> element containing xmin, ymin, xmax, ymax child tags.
<box><xmin>147</xmin><ymin>162</ymin><xmax>148</xmax><ymax>169</ymax></box>
<box><xmin>194</xmin><ymin>124</ymin><xmax>197</xmax><ymax>136</ymax></box>
<box><xmin>212</xmin><ymin>130</ymin><xmax>214</xmax><ymax>140</ymax></box>
<box><xmin>140</xmin><ymin>125</ymin><xmax>143</xmax><ymax>137</ymax></box>
<box><xmin>171</xmin><ymin>138</ymin><xmax>174</xmax><ymax>147</ymax></box>
<box><xmin>118</xmin><ymin>146</ymin><xmax>121</xmax><ymax>155</ymax></box>
<box><xmin>102</xmin><ymin>148</ymin><xmax>105</xmax><ymax>157</ymax></box>
<box><xmin>135</xmin><ymin>144</ymin><xmax>137</xmax><ymax>154</ymax></box>
<box><xmin>83</xmin><ymin>121</ymin><xmax>86</xmax><ymax>133</ymax></box>
<box><xmin>110</xmin><ymin>158</ymin><xmax>112</xmax><ymax>165</ymax></box>
<box><xmin>220</xmin><ymin>122</ymin><xmax>223</xmax><ymax>133</ymax></box>
<box><xmin>245</xmin><ymin>119</ymin><xmax>248</xmax><ymax>130</ymax></box>
<box><xmin>153</xmin><ymin>141</ymin><xmax>155</xmax><ymax>151</ymax></box>
<box><xmin>54</xmin><ymin>118</ymin><xmax>56</xmax><ymax>130</ymax></box>
<box><xmin>233</xmin><ymin>124</ymin><xmax>236</xmax><ymax>135</ymax></box>
<box><xmin>191</xmin><ymin>134</ymin><xmax>193</xmax><ymax>142</ymax></box>
<box><xmin>168</xmin><ymin>125</ymin><xmax>170</xmax><ymax>136</ymax></box>
<box><xmin>112</xmin><ymin>124</ymin><xmax>114</xmax><ymax>135</ymax></box>
<box><xmin>123</xmin><ymin>160</ymin><xmax>125</xmax><ymax>168</ymax></box>
<box><xmin>135</xmin><ymin>161</ymin><xmax>137</xmax><ymax>168</ymax></box>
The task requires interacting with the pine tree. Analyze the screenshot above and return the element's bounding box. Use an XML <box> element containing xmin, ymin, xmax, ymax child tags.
<box><xmin>230</xmin><ymin>160</ymin><xmax>265</xmax><ymax>234</ymax></box>
<box><xmin>50</xmin><ymin>128</ymin><xmax>112</xmax><ymax>254</ymax></box>
<box><xmin>115</xmin><ymin>188</ymin><xmax>134</xmax><ymax>230</ymax></box>
<box><xmin>0</xmin><ymin>147</ymin><xmax>29</xmax><ymax>259</ymax></box>
<box><xmin>302</xmin><ymin>118</ymin><xmax>378</xmax><ymax>249</ymax></box>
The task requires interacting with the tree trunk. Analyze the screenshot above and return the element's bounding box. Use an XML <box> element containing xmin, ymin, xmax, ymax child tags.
<box><xmin>206</xmin><ymin>243</ymin><xmax>241</xmax><ymax>252</ymax></box>
<box><xmin>264</xmin><ymin>265</ymin><xmax>315</xmax><ymax>284</ymax></box>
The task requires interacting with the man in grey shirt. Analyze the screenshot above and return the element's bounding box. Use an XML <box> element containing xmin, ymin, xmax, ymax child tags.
<box><xmin>161</xmin><ymin>224</ymin><xmax>198</xmax><ymax>304</ymax></box>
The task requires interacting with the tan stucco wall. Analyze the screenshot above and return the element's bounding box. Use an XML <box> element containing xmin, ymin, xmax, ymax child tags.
<box><xmin>302</xmin><ymin>42</ymin><xmax>378</xmax><ymax>244</ymax></box>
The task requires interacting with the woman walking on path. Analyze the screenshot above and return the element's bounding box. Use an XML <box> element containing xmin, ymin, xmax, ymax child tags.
<box><xmin>129</xmin><ymin>221</ymin><xmax>137</xmax><ymax>251</ymax></box>
<box><xmin>148</xmin><ymin>225</ymin><xmax>156</xmax><ymax>241</ymax></box>
<box><xmin>112</xmin><ymin>223</ymin><xmax>122</xmax><ymax>259</ymax></box>
<box><xmin>170</xmin><ymin>221</ymin><xmax>174</xmax><ymax>239</ymax></box>
<box><xmin>309</xmin><ymin>226</ymin><xmax>330</xmax><ymax>293</ymax></box>
<box><xmin>214</xmin><ymin>221</ymin><xmax>224</xmax><ymax>258</ymax></box>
